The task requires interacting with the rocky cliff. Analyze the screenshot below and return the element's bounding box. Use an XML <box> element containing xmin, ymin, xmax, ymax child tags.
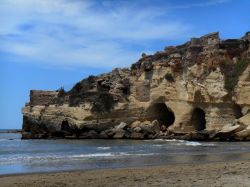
<box><xmin>22</xmin><ymin>32</ymin><xmax>250</xmax><ymax>140</ymax></box>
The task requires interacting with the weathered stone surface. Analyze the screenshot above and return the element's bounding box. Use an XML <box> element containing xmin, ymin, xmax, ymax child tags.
<box><xmin>130</xmin><ymin>132</ymin><xmax>144</xmax><ymax>139</ymax></box>
<box><xmin>30</xmin><ymin>90</ymin><xmax>58</xmax><ymax>106</ymax></box>
<box><xmin>130</xmin><ymin>121</ymin><xmax>141</xmax><ymax>129</ymax></box>
<box><xmin>79</xmin><ymin>130</ymin><xmax>98</xmax><ymax>139</ymax></box>
<box><xmin>114</xmin><ymin>122</ymin><xmax>128</xmax><ymax>130</ymax></box>
<box><xmin>21</xmin><ymin>32</ymin><xmax>250</xmax><ymax>141</ymax></box>
<box><xmin>234</xmin><ymin>126</ymin><xmax>250</xmax><ymax>140</ymax></box>
<box><xmin>133</xmin><ymin>127</ymin><xmax>142</xmax><ymax>133</ymax></box>
<box><xmin>113</xmin><ymin>129</ymin><xmax>126</xmax><ymax>139</ymax></box>
<box><xmin>236</xmin><ymin>113</ymin><xmax>250</xmax><ymax>126</ymax></box>
<box><xmin>214</xmin><ymin>124</ymin><xmax>245</xmax><ymax>140</ymax></box>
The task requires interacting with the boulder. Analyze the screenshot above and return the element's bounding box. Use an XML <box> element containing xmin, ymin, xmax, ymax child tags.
<box><xmin>234</xmin><ymin>126</ymin><xmax>250</xmax><ymax>140</ymax></box>
<box><xmin>214</xmin><ymin>124</ymin><xmax>245</xmax><ymax>140</ymax></box>
<box><xmin>105</xmin><ymin>129</ymin><xmax>116</xmax><ymax>137</ymax></box>
<box><xmin>133</xmin><ymin>127</ymin><xmax>142</xmax><ymax>133</ymax></box>
<box><xmin>114</xmin><ymin>122</ymin><xmax>128</xmax><ymax>130</ymax></box>
<box><xmin>140</xmin><ymin>120</ymin><xmax>151</xmax><ymax>127</ymax></box>
<box><xmin>236</xmin><ymin>113</ymin><xmax>250</xmax><ymax>126</ymax></box>
<box><xmin>220</xmin><ymin>124</ymin><xmax>243</xmax><ymax>133</ymax></box>
<box><xmin>113</xmin><ymin>129</ymin><xmax>126</xmax><ymax>139</ymax></box>
<box><xmin>99</xmin><ymin>131</ymin><xmax>109</xmax><ymax>139</ymax></box>
<box><xmin>160</xmin><ymin>125</ymin><xmax>167</xmax><ymax>132</ymax></box>
<box><xmin>149</xmin><ymin>120</ymin><xmax>160</xmax><ymax>134</ymax></box>
<box><xmin>79</xmin><ymin>130</ymin><xmax>98</xmax><ymax>139</ymax></box>
<box><xmin>183</xmin><ymin>131</ymin><xmax>209</xmax><ymax>141</ymax></box>
<box><xmin>130</xmin><ymin>132</ymin><xmax>144</xmax><ymax>139</ymax></box>
<box><xmin>130</xmin><ymin>120</ymin><xmax>141</xmax><ymax>129</ymax></box>
<box><xmin>21</xmin><ymin>132</ymin><xmax>47</xmax><ymax>139</ymax></box>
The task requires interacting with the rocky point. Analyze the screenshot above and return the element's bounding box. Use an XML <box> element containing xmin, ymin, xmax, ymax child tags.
<box><xmin>22</xmin><ymin>32</ymin><xmax>250</xmax><ymax>141</ymax></box>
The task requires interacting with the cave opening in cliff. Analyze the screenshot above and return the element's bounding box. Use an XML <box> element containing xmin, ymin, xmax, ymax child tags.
<box><xmin>191</xmin><ymin>108</ymin><xmax>206</xmax><ymax>131</ymax></box>
<box><xmin>146</xmin><ymin>103</ymin><xmax>175</xmax><ymax>127</ymax></box>
<box><xmin>233</xmin><ymin>104</ymin><xmax>243</xmax><ymax>119</ymax></box>
<box><xmin>61</xmin><ymin>120</ymin><xmax>70</xmax><ymax>131</ymax></box>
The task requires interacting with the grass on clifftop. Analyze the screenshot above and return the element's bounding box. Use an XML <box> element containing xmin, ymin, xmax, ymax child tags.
<box><xmin>220</xmin><ymin>59</ymin><xmax>249</xmax><ymax>92</ymax></box>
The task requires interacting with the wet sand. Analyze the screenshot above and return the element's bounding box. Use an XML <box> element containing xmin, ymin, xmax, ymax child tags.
<box><xmin>0</xmin><ymin>160</ymin><xmax>250</xmax><ymax>187</ymax></box>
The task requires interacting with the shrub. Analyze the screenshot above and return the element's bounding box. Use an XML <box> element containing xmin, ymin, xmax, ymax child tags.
<box><xmin>141</xmin><ymin>53</ymin><xmax>147</xmax><ymax>58</ymax></box>
<box><xmin>57</xmin><ymin>87</ymin><xmax>66</xmax><ymax>97</ymax></box>
<box><xmin>91</xmin><ymin>93</ymin><xmax>115</xmax><ymax>113</ymax></box>
<box><xmin>164</xmin><ymin>73</ymin><xmax>175</xmax><ymax>82</ymax></box>
<box><xmin>220</xmin><ymin>59</ymin><xmax>249</xmax><ymax>92</ymax></box>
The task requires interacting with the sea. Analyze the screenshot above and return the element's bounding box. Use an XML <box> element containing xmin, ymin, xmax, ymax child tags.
<box><xmin>1</xmin><ymin>130</ymin><xmax>250</xmax><ymax>175</ymax></box>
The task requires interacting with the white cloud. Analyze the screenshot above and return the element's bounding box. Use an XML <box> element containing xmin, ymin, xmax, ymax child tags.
<box><xmin>0</xmin><ymin>0</ymin><xmax>229</xmax><ymax>69</ymax></box>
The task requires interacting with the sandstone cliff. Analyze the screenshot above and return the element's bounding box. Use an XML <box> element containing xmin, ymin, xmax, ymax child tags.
<box><xmin>22</xmin><ymin>32</ymin><xmax>250</xmax><ymax>140</ymax></box>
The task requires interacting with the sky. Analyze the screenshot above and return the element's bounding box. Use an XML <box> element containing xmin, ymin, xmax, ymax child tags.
<box><xmin>0</xmin><ymin>0</ymin><xmax>250</xmax><ymax>129</ymax></box>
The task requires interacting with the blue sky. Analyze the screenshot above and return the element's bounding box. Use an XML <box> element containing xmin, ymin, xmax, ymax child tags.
<box><xmin>0</xmin><ymin>0</ymin><xmax>250</xmax><ymax>129</ymax></box>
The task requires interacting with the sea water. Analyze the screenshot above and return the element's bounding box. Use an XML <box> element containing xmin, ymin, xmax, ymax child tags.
<box><xmin>1</xmin><ymin>131</ymin><xmax>250</xmax><ymax>175</ymax></box>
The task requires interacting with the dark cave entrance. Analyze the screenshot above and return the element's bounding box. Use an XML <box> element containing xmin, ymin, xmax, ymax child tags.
<box><xmin>146</xmin><ymin>103</ymin><xmax>175</xmax><ymax>127</ymax></box>
<box><xmin>191</xmin><ymin>108</ymin><xmax>206</xmax><ymax>131</ymax></box>
<box><xmin>61</xmin><ymin>120</ymin><xmax>70</xmax><ymax>131</ymax></box>
<box><xmin>233</xmin><ymin>104</ymin><xmax>243</xmax><ymax>119</ymax></box>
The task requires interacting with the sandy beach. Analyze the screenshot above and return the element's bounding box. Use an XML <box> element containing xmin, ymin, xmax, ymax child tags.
<box><xmin>0</xmin><ymin>160</ymin><xmax>250</xmax><ymax>187</ymax></box>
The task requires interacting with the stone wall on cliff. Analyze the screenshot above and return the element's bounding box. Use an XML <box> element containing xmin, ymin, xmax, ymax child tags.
<box><xmin>29</xmin><ymin>90</ymin><xmax>58</xmax><ymax>106</ymax></box>
<box><xmin>22</xmin><ymin>32</ymin><xmax>250</xmax><ymax>140</ymax></box>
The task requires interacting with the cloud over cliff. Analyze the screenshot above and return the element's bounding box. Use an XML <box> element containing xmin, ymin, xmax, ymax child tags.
<box><xmin>0</xmin><ymin>0</ymin><xmax>230</xmax><ymax>68</ymax></box>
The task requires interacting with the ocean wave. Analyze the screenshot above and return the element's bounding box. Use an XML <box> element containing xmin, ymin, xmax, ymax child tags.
<box><xmin>71</xmin><ymin>153</ymin><xmax>113</xmax><ymax>158</ymax></box>
<box><xmin>183</xmin><ymin>141</ymin><xmax>202</xmax><ymax>146</ymax></box>
<box><xmin>145</xmin><ymin>139</ymin><xmax>214</xmax><ymax>147</ymax></box>
<box><xmin>180</xmin><ymin>141</ymin><xmax>214</xmax><ymax>147</ymax></box>
<box><xmin>97</xmin><ymin>146</ymin><xmax>111</xmax><ymax>150</ymax></box>
<box><xmin>71</xmin><ymin>152</ymin><xmax>157</xmax><ymax>158</ymax></box>
<box><xmin>144</xmin><ymin>139</ymin><xmax>185</xmax><ymax>142</ymax></box>
<box><xmin>117</xmin><ymin>152</ymin><xmax>157</xmax><ymax>156</ymax></box>
<box><xmin>152</xmin><ymin>144</ymin><xmax>164</xmax><ymax>147</ymax></box>
<box><xmin>0</xmin><ymin>152</ymin><xmax>158</xmax><ymax>165</ymax></box>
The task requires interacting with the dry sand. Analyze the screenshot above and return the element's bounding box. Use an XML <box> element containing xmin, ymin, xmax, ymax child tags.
<box><xmin>1</xmin><ymin>161</ymin><xmax>250</xmax><ymax>187</ymax></box>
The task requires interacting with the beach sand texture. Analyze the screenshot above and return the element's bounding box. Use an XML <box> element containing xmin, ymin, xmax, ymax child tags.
<box><xmin>0</xmin><ymin>161</ymin><xmax>250</xmax><ymax>187</ymax></box>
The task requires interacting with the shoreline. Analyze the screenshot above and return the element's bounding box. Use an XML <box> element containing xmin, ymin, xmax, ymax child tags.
<box><xmin>1</xmin><ymin>160</ymin><xmax>250</xmax><ymax>187</ymax></box>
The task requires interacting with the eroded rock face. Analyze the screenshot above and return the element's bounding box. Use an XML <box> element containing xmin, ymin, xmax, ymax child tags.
<box><xmin>22</xmin><ymin>32</ymin><xmax>250</xmax><ymax>140</ymax></box>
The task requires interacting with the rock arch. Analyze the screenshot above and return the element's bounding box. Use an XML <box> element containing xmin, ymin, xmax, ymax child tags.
<box><xmin>146</xmin><ymin>103</ymin><xmax>175</xmax><ymax>127</ymax></box>
<box><xmin>191</xmin><ymin>108</ymin><xmax>206</xmax><ymax>131</ymax></box>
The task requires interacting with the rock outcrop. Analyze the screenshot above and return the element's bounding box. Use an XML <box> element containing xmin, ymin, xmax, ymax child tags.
<box><xmin>22</xmin><ymin>32</ymin><xmax>250</xmax><ymax>140</ymax></box>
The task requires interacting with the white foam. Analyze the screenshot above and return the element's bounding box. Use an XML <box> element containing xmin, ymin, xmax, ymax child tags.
<box><xmin>152</xmin><ymin>144</ymin><xmax>163</xmax><ymax>147</ymax></box>
<box><xmin>182</xmin><ymin>141</ymin><xmax>214</xmax><ymax>146</ymax></box>
<box><xmin>97</xmin><ymin>146</ymin><xmax>111</xmax><ymax>150</ymax></box>
<box><xmin>184</xmin><ymin>141</ymin><xmax>202</xmax><ymax>146</ymax></box>
<box><xmin>146</xmin><ymin>139</ymin><xmax>214</xmax><ymax>147</ymax></box>
<box><xmin>147</xmin><ymin>139</ymin><xmax>185</xmax><ymax>142</ymax></box>
<box><xmin>117</xmin><ymin>152</ymin><xmax>157</xmax><ymax>156</ymax></box>
<box><xmin>71</xmin><ymin>152</ymin><xmax>157</xmax><ymax>158</ymax></box>
<box><xmin>71</xmin><ymin>153</ymin><xmax>113</xmax><ymax>158</ymax></box>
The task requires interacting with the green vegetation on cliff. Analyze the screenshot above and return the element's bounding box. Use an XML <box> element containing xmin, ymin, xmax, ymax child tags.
<box><xmin>220</xmin><ymin>59</ymin><xmax>249</xmax><ymax>92</ymax></box>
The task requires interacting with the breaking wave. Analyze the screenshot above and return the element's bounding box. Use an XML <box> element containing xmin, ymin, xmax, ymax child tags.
<box><xmin>97</xmin><ymin>146</ymin><xmax>111</xmax><ymax>150</ymax></box>
<box><xmin>145</xmin><ymin>139</ymin><xmax>214</xmax><ymax>147</ymax></box>
<box><xmin>0</xmin><ymin>152</ymin><xmax>158</xmax><ymax>165</ymax></box>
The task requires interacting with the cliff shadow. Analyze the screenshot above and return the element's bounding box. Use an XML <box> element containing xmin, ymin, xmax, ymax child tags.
<box><xmin>146</xmin><ymin>103</ymin><xmax>175</xmax><ymax>127</ymax></box>
<box><xmin>233</xmin><ymin>104</ymin><xmax>243</xmax><ymax>119</ymax></box>
<box><xmin>191</xmin><ymin>108</ymin><xmax>206</xmax><ymax>131</ymax></box>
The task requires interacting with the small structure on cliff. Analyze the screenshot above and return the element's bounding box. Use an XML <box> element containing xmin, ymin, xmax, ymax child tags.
<box><xmin>22</xmin><ymin>32</ymin><xmax>250</xmax><ymax>140</ymax></box>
